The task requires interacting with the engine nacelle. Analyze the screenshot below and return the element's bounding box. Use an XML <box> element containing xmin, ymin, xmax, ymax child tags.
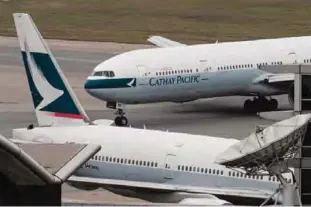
<box><xmin>288</xmin><ymin>83</ymin><xmax>311</xmax><ymax>108</ymax></box>
<box><xmin>179</xmin><ymin>198</ymin><xmax>232</xmax><ymax>205</ymax></box>
<box><xmin>67</xmin><ymin>182</ymin><xmax>99</xmax><ymax>191</ymax></box>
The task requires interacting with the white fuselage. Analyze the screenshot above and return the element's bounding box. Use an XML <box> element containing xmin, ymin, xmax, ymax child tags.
<box><xmin>12</xmin><ymin>125</ymin><xmax>287</xmax><ymax>201</ymax></box>
<box><xmin>84</xmin><ymin>36</ymin><xmax>311</xmax><ymax>104</ymax></box>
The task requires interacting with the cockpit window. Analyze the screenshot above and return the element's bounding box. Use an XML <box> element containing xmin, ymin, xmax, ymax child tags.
<box><xmin>93</xmin><ymin>71</ymin><xmax>103</xmax><ymax>76</ymax></box>
<box><xmin>93</xmin><ymin>71</ymin><xmax>115</xmax><ymax>77</ymax></box>
<box><xmin>108</xmin><ymin>71</ymin><xmax>115</xmax><ymax>77</ymax></box>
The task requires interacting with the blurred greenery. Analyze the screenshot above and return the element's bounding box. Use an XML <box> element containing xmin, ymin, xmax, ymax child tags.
<box><xmin>0</xmin><ymin>0</ymin><xmax>310</xmax><ymax>44</ymax></box>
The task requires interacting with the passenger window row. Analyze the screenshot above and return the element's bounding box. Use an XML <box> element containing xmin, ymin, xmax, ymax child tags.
<box><xmin>229</xmin><ymin>171</ymin><xmax>265</xmax><ymax>180</ymax></box>
<box><xmin>156</xmin><ymin>69</ymin><xmax>199</xmax><ymax>76</ymax></box>
<box><xmin>229</xmin><ymin>171</ymin><xmax>291</xmax><ymax>183</ymax></box>
<box><xmin>218</xmin><ymin>64</ymin><xmax>254</xmax><ymax>71</ymax></box>
<box><xmin>91</xmin><ymin>155</ymin><xmax>158</xmax><ymax>168</ymax></box>
<box><xmin>270</xmin><ymin>61</ymin><xmax>283</xmax><ymax>65</ymax></box>
<box><xmin>90</xmin><ymin>156</ymin><xmax>291</xmax><ymax>183</ymax></box>
<box><xmin>149</xmin><ymin>59</ymin><xmax>287</xmax><ymax>77</ymax></box>
<box><xmin>177</xmin><ymin>165</ymin><xmax>224</xmax><ymax>175</ymax></box>
<box><xmin>304</xmin><ymin>59</ymin><xmax>311</xmax><ymax>63</ymax></box>
<box><xmin>268</xmin><ymin>176</ymin><xmax>291</xmax><ymax>183</ymax></box>
<box><xmin>217</xmin><ymin>61</ymin><xmax>283</xmax><ymax>71</ymax></box>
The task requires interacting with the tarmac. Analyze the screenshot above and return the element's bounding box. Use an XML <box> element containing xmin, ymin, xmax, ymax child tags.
<box><xmin>0</xmin><ymin>36</ymin><xmax>292</xmax><ymax>204</ymax></box>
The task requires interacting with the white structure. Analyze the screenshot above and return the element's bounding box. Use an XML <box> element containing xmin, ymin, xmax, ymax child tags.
<box><xmin>216</xmin><ymin>114</ymin><xmax>311</xmax><ymax>205</ymax></box>
<box><xmin>0</xmin><ymin>134</ymin><xmax>100</xmax><ymax>205</ymax></box>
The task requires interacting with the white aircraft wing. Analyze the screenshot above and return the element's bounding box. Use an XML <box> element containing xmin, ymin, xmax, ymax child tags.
<box><xmin>253</xmin><ymin>73</ymin><xmax>294</xmax><ymax>84</ymax></box>
<box><xmin>147</xmin><ymin>36</ymin><xmax>187</xmax><ymax>47</ymax></box>
<box><xmin>252</xmin><ymin>73</ymin><xmax>294</xmax><ymax>92</ymax></box>
<box><xmin>68</xmin><ymin>175</ymin><xmax>273</xmax><ymax>200</ymax></box>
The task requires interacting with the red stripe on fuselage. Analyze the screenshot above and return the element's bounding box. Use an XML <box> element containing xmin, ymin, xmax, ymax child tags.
<box><xmin>53</xmin><ymin>112</ymin><xmax>83</xmax><ymax>119</ymax></box>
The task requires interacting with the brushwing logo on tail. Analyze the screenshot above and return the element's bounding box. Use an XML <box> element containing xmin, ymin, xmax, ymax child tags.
<box><xmin>24</xmin><ymin>38</ymin><xmax>64</xmax><ymax>111</ymax></box>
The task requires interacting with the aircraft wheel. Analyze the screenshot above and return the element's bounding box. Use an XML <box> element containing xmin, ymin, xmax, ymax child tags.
<box><xmin>114</xmin><ymin>116</ymin><xmax>121</xmax><ymax>126</ymax></box>
<box><xmin>260</xmin><ymin>97</ymin><xmax>270</xmax><ymax>111</ymax></box>
<box><xmin>114</xmin><ymin>116</ymin><xmax>128</xmax><ymax>126</ymax></box>
<box><xmin>119</xmin><ymin>116</ymin><xmax>128</xmax><ymax>126</ymax></box>
<box><xmin>268</xmin><ymin>99</ymin><xmax>278</xmax><ymax>111</ymax></box>
<box><xmin>244</xmin><ymin>99</ymin><xmax>255</xmax><ymax>113</ymax></box>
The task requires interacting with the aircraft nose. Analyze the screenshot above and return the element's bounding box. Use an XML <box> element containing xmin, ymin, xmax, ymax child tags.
<box><xmin>84</xmin><ymin>79</ymin><xmax>99</xmax><ymax>96</ymax></box>
<box><xmin>84</xmin><ymin>79</ymin><xmax>99</xmax><ymax>97</ymax></box>
<box><xmin>84</xmin><ymin>79</ymin><xmax>92</xmax><ymax>91</ymax></box>
<box><xmin>84</xmin><ymin>78</ymin><xmax>117</xmax><ymax>101</ymax></box>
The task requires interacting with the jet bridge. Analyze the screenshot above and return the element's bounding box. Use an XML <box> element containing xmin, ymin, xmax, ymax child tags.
<box><xmin>258</xmin><ymin>64</ymin><xmax>311</xmax><ymax>205</ymax></box>
<box><xmin>0</xmin><ymin>134</ymin><xmax>101</xmax><ymax>205</ymax></box>
<box><xmin>258</xmin><ymin>64</ymin><xmax>311</xmax><ymax>119</ymax></box>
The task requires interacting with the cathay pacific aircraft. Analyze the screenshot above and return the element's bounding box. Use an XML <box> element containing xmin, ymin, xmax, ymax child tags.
<box><xmin>11</xmin><ymin>13</ymin><xmax>295</xmax><ymax>206</ymax></box>
<box><xmin>84</xmin><ymin>33</ymin><xmax>311</xmax><ymax>126</ymax></box>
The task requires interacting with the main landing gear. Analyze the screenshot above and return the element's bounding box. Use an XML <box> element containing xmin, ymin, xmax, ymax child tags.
<box><xmin>107</xmin><ymin>101</ymin><xmax>128</xmax><ymax>126</ymax></box>
<box><xmin>243</xmin><ymin>96</ymin><xmax>278</xmax><ymax>113</ymax></box>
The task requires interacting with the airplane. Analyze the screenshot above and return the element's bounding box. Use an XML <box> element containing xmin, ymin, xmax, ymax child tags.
<box><xmin>84</xmin><ymin>32</ymin><xmax>311</xmax><ymax>126</ymax></box>
<box><xmin>11</xmin><ymin>13</ymin><xmax>293</xmax><ymax>205</ymax></box>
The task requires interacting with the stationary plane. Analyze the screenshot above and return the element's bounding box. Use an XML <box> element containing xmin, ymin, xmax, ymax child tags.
<box><xmin>12</xmin><ymin>13</ymin><xmax>295</xmax><ymax>205</ymax></box>
<box><xmin>84</xmin><ymin>33</ymin><xmax>311</xmax><ymax>126</ymax></box>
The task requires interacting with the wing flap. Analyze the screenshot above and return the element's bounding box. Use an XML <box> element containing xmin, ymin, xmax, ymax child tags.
<box><xmin>68</xmin><ymin>175</ymin><xmax>273</xmax><ymax>199</ymax></box>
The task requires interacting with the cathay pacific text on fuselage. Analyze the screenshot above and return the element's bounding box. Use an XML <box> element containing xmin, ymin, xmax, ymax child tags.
<box><xmin>149</xmin><ymin>75</ymin><xmax>200</xmax><ymax>86</ymax></box>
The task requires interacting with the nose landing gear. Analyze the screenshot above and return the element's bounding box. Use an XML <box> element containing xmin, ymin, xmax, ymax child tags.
<box><xmin>114</xmin><ymin>109</ymin><xmax>128</xmax><ymax>126</ymax></box>
<box><xmin>244</xmin><ymin>96</ymin><xmax>278</xmax><ymax>113</ymax></box>
<box><xmin>106</xmin><ymin>101</ymin><xmax>129</xmax><ymax>126</ymax></box>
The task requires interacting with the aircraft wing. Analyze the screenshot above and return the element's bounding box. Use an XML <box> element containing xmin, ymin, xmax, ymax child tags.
<box><xmin>253</xmin><ymin>73</ymin><xmax>294</xmax><ymax>83</ymax></box>
<box><xmin>147</xmin><ymin>36</ymin><xmax>187</xmax><ymax>47</ymax></box>
<box><xmin>252</xmin><ymin>73</ymin><xmax>294</xmax><ymax>89</ymax></box>
<box><xmin>68</xmin><ymin>175</ymin><xmax>273</xmax><ymax>200</ymax></box>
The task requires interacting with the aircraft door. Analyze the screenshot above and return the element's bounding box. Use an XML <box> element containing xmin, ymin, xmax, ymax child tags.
<box><xmin>199</xmin><ymin>59</ymin><xmax>212</xmax><ymax>72</ymax></box>
<box><xmin>288</xmin><ymin>52</ymin><xmax>298</xmax><ymax>64</ymax></box>
<box><xmin>164</xmin><ymin>154</ymin><xmax>176</xmax><ymax>180</ymax></box>
<box><xmin>137</xmin><ymin>65</ymin><xmax>149</xmax><ymax>77</ymax></box>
